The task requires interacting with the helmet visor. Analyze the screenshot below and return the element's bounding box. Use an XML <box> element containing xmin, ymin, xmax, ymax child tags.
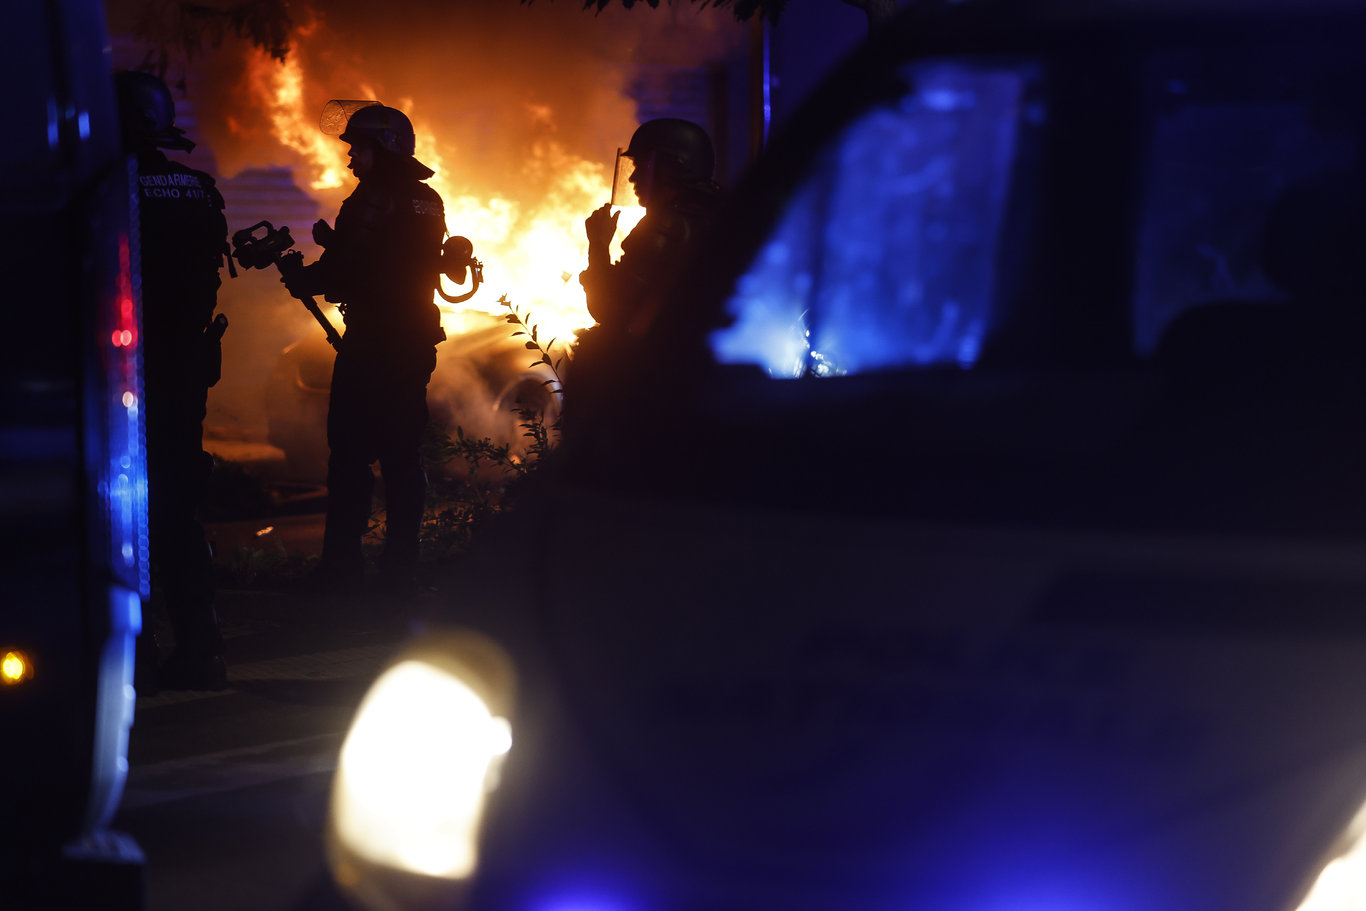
<box><xmin>321</xmin><ymin>99</ymin><xmax>381</xmax><ymax>137</ymax></box>
<box><xmin>610</xmin><ymin>148</ymin><xmax>642</xmax><ymax>208</ymax></box>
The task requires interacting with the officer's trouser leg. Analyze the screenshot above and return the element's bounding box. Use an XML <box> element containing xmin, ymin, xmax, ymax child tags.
<box><xmin>377</xmin><ymin>344</ymin><xmax>434</xmax><ymax>590</ymax></box>
<box><xmin>149</xmin><ymin>498</ymin><xmax>221</xmax><ymax>655</ymax></box>
<box><xmin>379</xmin><ymin>453</ymin><xmax>426</xmax><ymax>576</ymax></box>
<box><xmin>322</xmin><ymin>453</ymin><xmax>374</xmax><ymax>572</ymax></box>
<box><xmin>164</xmin><ymin>520</ymin><xmax>221</xmax><ymax>658</ymax></box>
<box><xmin>322</xmin><ymin>345</ymin><xmax>374</xmax><ymax>579</ymax></box>
<box><xmin>147</xmin><ymin>403</ymin><xmax>221</xmax><ymax>662</ymax></box>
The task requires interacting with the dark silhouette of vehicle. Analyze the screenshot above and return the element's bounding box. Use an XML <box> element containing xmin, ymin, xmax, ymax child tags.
<box><xmin>323</xmin><ymin>4</ymin><xmax>1366</xmax><ymax>911</ymax></box>
<box><xmin>3</xmin><ymin>0</ymin><xmax>147</xmax><ymax>907</ymax></box>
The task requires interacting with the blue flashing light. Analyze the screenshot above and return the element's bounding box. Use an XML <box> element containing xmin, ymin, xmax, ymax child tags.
<box><xmin>47</xmin><ymin>98</ymin><xmax>60</xmax><ymax>150</ymax></box>
<box><xmin>536</xmin><ymin>896</ymin><xmax>634</xmax><ymax>911</ymax></box>
<box><xmin>529</xmin><ymin>874</ymin><xmax>645</xmax><ymax>911</ymax></box>
<box><xmin>964</xmin><ymin>881</ymin><xmax>1134</xmax><ymax>911</ymax></box>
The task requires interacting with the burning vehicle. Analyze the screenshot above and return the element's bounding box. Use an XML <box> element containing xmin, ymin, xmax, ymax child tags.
<box><xmin>229</xmin><ymin>215</ymin><xmax>565</xmax><ymax>482</ymax></box>
<box><xmin>317</xmin><ymin>1</ymin><xmax>1366</xmax><ymax>910</ymax></box>
<box><xmin>145</xmin><ymin>9</ymin><xmax>684</xmax><ymax>488</ymax></box>
<box><xmin>265</xmin><ymin>309</ymin><xmax>563</xmax><ymax>483</ymax></box>
<box><xmin>215</xmin><ymin>135</ymin><xmax>640</xmax><ymax>484</ymax></box>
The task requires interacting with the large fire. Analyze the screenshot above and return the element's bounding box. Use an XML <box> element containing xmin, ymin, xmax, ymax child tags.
<box><xmin>246</xmin><ymin>49</ymin><xmax>644</xmax><ymax>350</ymax></box>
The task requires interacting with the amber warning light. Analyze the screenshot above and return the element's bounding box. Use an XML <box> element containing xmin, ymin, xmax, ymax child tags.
<box><xmin>1</xmin><ymin>650</ymin><xmax>35</xmax><ymax>686</ymax></box>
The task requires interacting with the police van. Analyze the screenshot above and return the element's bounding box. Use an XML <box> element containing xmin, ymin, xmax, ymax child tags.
<box><xmin>323</xmin><ymin>3</ymin><xmax>1366</xmax><ymax>911</ymax></box>
<box><xmin>2</xmin><ymin>0</ymin><xmax>146</xmax><ymax>907</ymax></box>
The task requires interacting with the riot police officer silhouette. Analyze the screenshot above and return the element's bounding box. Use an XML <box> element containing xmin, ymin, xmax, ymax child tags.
<box><xmin>282</xmin><ymin>102</ymin><xmax>446</xmax><ymax>598</ymax></box>
<box><xmin>116</xmin><ymin>70</ymin><xmax>231</xmax><ymax>690</ymax></box>
<box><xmin>572</xmin><ymin>118</ymin><xmax>722</xmax><ymax>429</ymax></box>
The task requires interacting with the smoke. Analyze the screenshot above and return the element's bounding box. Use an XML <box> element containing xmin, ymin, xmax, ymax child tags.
<box><xmin>105</xmin><ymin>0</ymin><xmax>746</xmax><ymax>479</ymax></box>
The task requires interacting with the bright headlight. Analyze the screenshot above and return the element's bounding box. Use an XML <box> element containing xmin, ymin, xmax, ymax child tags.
<box><xmin>1295</xmin><ymin>802</ymin><xmax>1366</xmax><ymax>910</ymax></box>
<box><xmin>329</xmin><ymin>630</ymin><xmax>515</xmax><ymax>887</ymax></box>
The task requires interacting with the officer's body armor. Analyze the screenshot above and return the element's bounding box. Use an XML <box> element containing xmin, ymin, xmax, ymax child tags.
<box><xmin>580</xmin><ymin>192</ymin><xmax>716</xmax><ymax>343</ymax></box>
<box><xmin>570</xmin><ymin>187</ymin><xmax>719</xmax><ymax>439</ymax></box>
<box><xmin>136</xmin><ymin>149</ymin><xmax>228</xmax><ymax>386</ymax></box>
<box><xmin>311</xmin><ymin>164</ymin><xmax>446</xmax><ymax>348</ymax></box>
<box><xmin>302</xmin><ymin>156</ymin><xmax>447</xmax><ymax>585</ymax></box>
<box><xmin>135</xmin><ymin>148</ymin><xmax>228</xmax><ymax>662</ymax></box>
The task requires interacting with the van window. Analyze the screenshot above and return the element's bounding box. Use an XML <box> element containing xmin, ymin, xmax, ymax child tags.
<box><xmin>1134</xmin><ymin>46</ymin><xmax>1362</xmax><ymax>355</ymax></box>
<box><xmin>711</xmin><ymin>61</ymin><xmax>1042</xmax><ymax>377</ymax></box>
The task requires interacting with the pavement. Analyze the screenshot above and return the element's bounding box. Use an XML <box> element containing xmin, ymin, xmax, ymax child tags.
<box><xmin>134</xmin><ymin>506</ymin><xmax>437</xmax><ymax>714</ymax></box>
<box><xmin>116</xmin><ymin>506</ymin><xmax>440</xmax><ymax>911</ymax></box>
<box><xmin>111</xmin><ymin>444</ymin><xmax>541</xmax><ymax>911</ymax></box>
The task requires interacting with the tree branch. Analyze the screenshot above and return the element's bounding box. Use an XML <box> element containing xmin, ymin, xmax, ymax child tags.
<box><xmin>125</xmin><ymin>0</ymin><xmax>294</xmax><ymax>73</ymax></box>
<box><xmin>836</xmin><ymin>0</ymin><xmax>898</xmax><ymax>31</ymax></box>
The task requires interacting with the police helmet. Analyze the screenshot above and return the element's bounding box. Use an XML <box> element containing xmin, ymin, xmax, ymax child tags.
<box><xmin>114</xmin><ymin>70</ymin><xmax>193</xmax><ymax>152</ymax></box>
<box><xmin>338</xmin><ymin>104</ymin><xmax>416</xmax><ymax>157</ymax></box>
<box><xmin>624</xmin><ymin>118</ymin><xmax>715</xmax><ymax>184</ymax></box>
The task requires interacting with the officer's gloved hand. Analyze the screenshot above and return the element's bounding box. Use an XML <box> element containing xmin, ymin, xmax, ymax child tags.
<box><xmin>280</xmin><ymin>258</ymin><xmax>321</xmax><ymax>300</ymax></box>
<box><xmin>585</xmin><ymin>203</ymin><xmax>619</xmax><ymax>248</ymax></box>
<box><xmin>312</xmin><ymin>219</ymin><xmax>335</xmax><ymax>247</ymax></box>
<box><xmin>585</xmin><ymin>203</ymin><xmax>619</xmax><ymax>271</ymax></box>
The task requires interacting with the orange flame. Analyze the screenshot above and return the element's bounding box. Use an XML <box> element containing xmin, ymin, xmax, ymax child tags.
<box><xmin>247</xmin><ymin>49</ymin><xmax>645</xmax><ymax>349</ymax></box>
<box><xmin>258</xmin><ymin>55</ymin><xmax>351</xmax><ymax>191</ymax></box>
